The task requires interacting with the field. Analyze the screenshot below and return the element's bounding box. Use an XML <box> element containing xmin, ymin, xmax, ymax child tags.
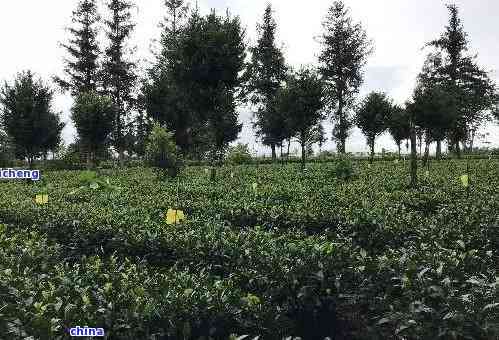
<box><xmin>0</xmin><ymin>159</ymin><xmax>498</xmax><ymax>339</ymax></box>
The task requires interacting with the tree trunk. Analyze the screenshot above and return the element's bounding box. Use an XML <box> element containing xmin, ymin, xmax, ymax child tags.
<box><xmin>423</xmin><ymin>138</ymin><xmax>430</xmax><ymax>167</ymax></box>
<box><xmin>370</xmin><ymin>140</ymin><xmax>375</xmax><ymax>164</ymax></box>
<box><xmin>271</xmin><ymin>144</ymin><xmax>277</xmax><ymax>161</ymax></box>
<box><xmin>119</xmin><ymin>150</ymin><xmax>125</xmax><ymax>166</ymax></box>
<box><xmin>410</xmin><ymin>122</ymin><xmax>418</xmax><ymax>188</ymax></box>
<box><xmin>87</xmin><ymin>150</ymin><xmax>93</xmax><ymax>170</ymax></box>
<box><xmin>455</xmin><ymin>142</ymin><xmax>461</xmax><ymax>159</ymax></box>
<box><xmin>287</xmin><ymin>140</ymin><xmax>291</xmax><ymax>160</ymax></box>
<box><xmin>337</xmin><ymin>95</ymin><xmax>346</xmax><ymax>154</ymax></box>
<box><xmin>397</xmin><ymin>143</ymin><xmax>401</xmax><ymax>160</ymax></box>
<box><xmin>418</xmin><ymin>137</ymin><xmax>422</xmax><ymax>158</ymax></box>
<box><xmin>469</xmin><ymin>129</ymin><xmax>476</xmax><ymax>154</ymax></box>
<box><xmin>436</xmin><ymin>140</ymin><xmax>442</xmax><ymax>160</ymax></box>
<box><xmin>301</xmin><ymin>137</ymin><xmax>306</xmax><ymax>171</ymax></box>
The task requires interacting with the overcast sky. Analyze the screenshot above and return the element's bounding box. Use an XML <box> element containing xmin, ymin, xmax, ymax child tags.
<box><xmin>0</xmin><ymin>0</ymin><xmax>498</xmax><ymax>155</ymax></box>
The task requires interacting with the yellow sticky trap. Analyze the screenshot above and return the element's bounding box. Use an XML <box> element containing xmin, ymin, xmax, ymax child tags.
<box><xmin>204</xmin><ymin>168</ymin><xmax>209</xmax><ymax>174</ymax></box>
<box><xmin>230</xmin><ymin>172</ymin><xmax>234</xmax><ymax>179</ymax></box>
<box><xmin>460</xmin><ymin>174</ymin><xmax>469</xmax><ymax>188</ymax></box>
<box><xmin>394</xmin><ymin>159</ymin><xmax>399</xmax><ymax>164</ymax></box>
<box><xmin>425</xmin><ymin>170</ymin><xmax>430</xmax><ymax>177</ymax></box>
<box><xmin>367</xmin><ymin>163</ymin><xmax>372</xmax><ymax>169</ymax></box>
<box><xmin>166</xmin><ymin>209</ymin><xmax>185</xmax><ymax>225</ymax></box>
<box><xmin>35</xmin><ymin>194</ymin><xmax>48</xmax><ymax>205</ymax></box>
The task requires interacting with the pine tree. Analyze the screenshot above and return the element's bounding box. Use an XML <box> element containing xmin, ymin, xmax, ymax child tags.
<box><xmin>247</xmin><ymin>4</ymin><xmax>287</xmax><ymax>160</ymax></box>
<box><xmin>142</xmin><ymin>0</ymin><xmax>194</xmax><ymax>153</ymax></box>
<box><xmin>177</xmin><ymin>9</ymin><xmax>246</xmax><ymax>165</ymax></box>
<box><xmin>102</xmin><ymin>0</ymin><xmax>138</xmax><ymax>163</ymax></box>
<box><xmin>319</xmin><ymin>0</ymin><xmax>373</xmax><ymax>154</ymax></box>
<box><xmin>55</xmin><ymin>0</ymin><xmax>101</xmax><ymax>96</ymax></box>
<box><xmin>1</xmin><ymin>71</ymin><xmax>65</xmax><ymax>167</ymax></box>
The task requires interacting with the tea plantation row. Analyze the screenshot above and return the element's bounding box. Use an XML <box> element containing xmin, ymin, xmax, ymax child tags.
<box><xmin>0</xmin><ymin>160</ymin><xmax>497</xmax><ymax>339</ymax></box>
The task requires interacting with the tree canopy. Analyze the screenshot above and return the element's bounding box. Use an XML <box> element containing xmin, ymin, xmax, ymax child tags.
<box><xmin>278</xmin><ymin>67</ymin><xmax>325</xmax><ymax>168</ymax></box>
<box><xmin>0</xmin><ymin>71</ymin><xmax>64</xmax><ymax>166</ymax></box>
<box><xmin>319</xmin><ymin>0</ymin><xmax>373</xmax><ymax>154</ymax></box>
<box><xmin>55</xmin><ymin>0</ymin><xmax>101</xmax><ymax>96</ymax></box>
<box><xmin>425</xmin><ymin>4</ymin><xmax>497</xmax><ymax>155</ymax></box>
<box><xmin>355</xmin><ymin>92</ymin><xmax>392</xmax><ymax>163</ymax></box>
<box><xmin>246</xmin><ymin>4</ymin><xmax>288</xmax><ymax>159</ymax></box>
<box><xmin>71</xmin><ymin>91</ymin><xmax>115</xmax><ymax>167</ymax></box>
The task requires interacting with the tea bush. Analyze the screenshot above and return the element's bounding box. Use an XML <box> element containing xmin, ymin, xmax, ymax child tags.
<box><xmin>226</xmin><ymin>143</ymin><xmax>253</xmax><ymax>165</ymax></box>
<box><xmin>145</xmin><ymin>123</ymin><xmax>182</xmax><ymax>178</ymax></box>
<box><xmin>0</xmin><ymin>159</ymin><xmax>497</xmax><ymax>339</ymax></box>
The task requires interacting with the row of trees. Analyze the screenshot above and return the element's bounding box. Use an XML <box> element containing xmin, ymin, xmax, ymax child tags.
<box><xmin>250</xmin><ymin>2</ymin><xmax>497</xmax><ymax>164</ymax></box>
<box><xmin>0</xmin><ymin>1</ymin><xmax>498</xmax><ymax>169</ymax></box>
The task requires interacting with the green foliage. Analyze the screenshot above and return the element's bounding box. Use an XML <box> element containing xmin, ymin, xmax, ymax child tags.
<box><xmin>355</xmin><ymin>92</ymin><xmax>393</xmax><ymax>162</ymax></box>
<box><xmin>0</xmin><ymin>130</ymin><xmax>13</xmax><ymax>167</ymax></box>
<box><xmin>425</xmin><ymin>4</ymin><xmax>498</xmax><ymax>150</ymax></box>
<box><xmin>330</xmin><ymin>157</ymin><xmax>356</xmax><ymax>181</ymax></box>
<box><xmin>246</xmin><ymin>4</ymin><xmax>288</xmax><ymax>154</ymax></box>
<box><xmin>319</xmin><ymin>0</ymin><xmax>373</xmax><ymax>153</ymax></box>
<box><xmin>387</xmin><ymin>105</ymin><xmax>411</xmax><ymax>155</ymax></box>
<box><xmin>102</xmin><ymin>0</ymin><xmax>138</xmax><ymax>159</ymax></box>
<box><xmin>143</xmin><ymin>6</ymin><xmax>245</xmax><ymax>158</ymax></box>
<box><xmin>55</xmin><ymin>0</ymin><xmax>101</xmax><ymax>96</ymax></box>
<box><xmin>226</xmin><ymin>143</ymin><xmax>253</xmax><ymax>165</ymax></box>
<box><xmin>0</xmin><ymin>71</ymin><xmax>65</xmax><ymax>165</ymax></box>
<box><xmin>277</xmin><ymin>67</ymin><xmax>325</xmax><ymax>168</ymax></box>
<box><xmin>71</xmin><ymin>92</ymin><xmax>115</xmax><ymax>166</ymax></box>
<box><xmin>145</xmin><ymin>123</ymin><xmax>181</xmax><ymax>177</ymax></box>
<box><xmin>413</xmin><ymin>54</ymin><xmax>457</xmax><ymax>143</ymax></box>
<box><xmin>68</xmin><ymin>171</ymin><xmax>120</xmax><ymax>196</ymax></box>
<box><xmin>0</xmin><ymin>154</ymin><xmax>497</xmax><ymax>338</ymax></box>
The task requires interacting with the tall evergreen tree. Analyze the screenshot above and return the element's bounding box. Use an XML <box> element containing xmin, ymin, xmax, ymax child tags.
<box><xmin>102</xmin><ymin>0</ymin><xmax>138</xmax><ymax>163</ymax></box>
<box><xmin>355</xmin><ymin>92</ymin><xmax>392</xmax><ymax>163</ymax></box>
<box><xmin>246</xmin><ymin>4</ymin><xmax>287</xmax><ymax>160</ymax></box>
<box><xmin>177</xmin><ymin>9</ymin><xmax>246</xmax><ymax>165</ymax></box>
<box><xmin>319</xmin><ymin>0</ymin><xmax>373</xmax><ymax>154</ymax></box>
<box><xmin>1</xmin><ymin>71</ymin><xmax>65</xmax><ymax>167</ymax></box>
<box><xmin>55</xmin><ymin>0</ymin><xmax>101</xmax><ymax>96</ymax></box>
<box><xmin>426</xmin><ymin>4</ymin><xmax>497</xmax><ymax>156</ymax></box>
<box><xmin>142</xmin><ymin>0</ymin><xmax>193</xmax><ymax>153</ymax></box>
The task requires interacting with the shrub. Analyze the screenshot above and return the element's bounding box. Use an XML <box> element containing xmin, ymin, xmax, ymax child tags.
<box><xmin>145</xmin><ymin>123</ymin><xmax>181</xmax><ymax>177</ymax></box>
<box><xmin>330</xmin><ymin>157</ymin><xmax>356</xmax><ymax>180</ymax></box>
<box><xmin>226</xmin><ymin>143</ymin><xmax>253</xmax><ymax>165</ymax></box>
<box><xmin>71</xmin><ymin>92</ymin><xmax>115</xmax><ymax>167</ymax></box>
<box><xmin>68</xmin><ymin>170</ymin><xmax>120</xmax><ymax>196</ymax></box>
